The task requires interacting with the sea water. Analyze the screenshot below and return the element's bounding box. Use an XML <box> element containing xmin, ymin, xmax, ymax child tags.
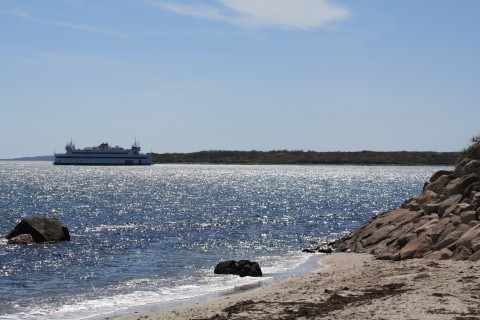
<box><xmin>0</xmin><ymin>162</ymin><xmax>448</xmax><ymax>319</ymax></box>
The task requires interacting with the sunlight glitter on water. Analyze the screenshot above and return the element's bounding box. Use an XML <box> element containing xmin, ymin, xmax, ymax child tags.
<box><xmin>0</xmin><ymin>162</ymin><xmax>450</xmax><ymax>319</ymax></box>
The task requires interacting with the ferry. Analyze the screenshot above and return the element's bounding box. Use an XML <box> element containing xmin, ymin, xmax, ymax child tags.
<box><xmin>54</xmin><ymin>140</ymin><xmax>153</xmax><ymax>165</ymax></box>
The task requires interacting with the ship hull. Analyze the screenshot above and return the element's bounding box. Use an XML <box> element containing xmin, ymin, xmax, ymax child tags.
<box><xmin>53</xmin><ymin>156</ymin><xmax>152</xmax><ymax>165</ymax></box>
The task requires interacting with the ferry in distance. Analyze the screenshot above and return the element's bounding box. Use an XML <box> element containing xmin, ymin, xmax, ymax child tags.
<box><xmin>54</xmin><ymin>140</ymin><xmax>153</xmax><ymax>165</ymax></box>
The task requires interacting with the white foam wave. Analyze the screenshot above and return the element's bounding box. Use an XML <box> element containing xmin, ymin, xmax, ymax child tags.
<box><xmin>84</xmin><ymin>224</ymin><xmax>138</xmax><ymax>232</ymax></box>
<box><xmin>0</xmin><ymin>252</ymin><xmax>316</xmax><ymax>320</ymax></box>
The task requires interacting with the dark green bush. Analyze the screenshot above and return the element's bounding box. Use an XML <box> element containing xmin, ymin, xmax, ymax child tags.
<box><xmin>458</xmin><ymin>134</ymin><xmax>480</xmax><ymax>162</ymax></box>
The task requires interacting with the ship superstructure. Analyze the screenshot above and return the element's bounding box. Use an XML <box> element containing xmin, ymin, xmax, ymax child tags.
<box><xmin>54</xmin><ymin>140</ymin><xmax>152</xmax><ymax>165</ymax></box>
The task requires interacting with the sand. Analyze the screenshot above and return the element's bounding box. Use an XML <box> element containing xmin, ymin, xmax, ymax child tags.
<box><xmin>117</xmin><ymin>253</ymin><xmax>480</xmax><ymax>320</ymax></box>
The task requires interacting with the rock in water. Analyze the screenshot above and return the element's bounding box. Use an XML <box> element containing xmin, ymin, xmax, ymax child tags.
<box><xmin>7</xmin><ymin>234</ymin><xmax>35</xmax><ymax>244</ymax></box>
<box><xmin>214</xmin><ymin>260</ymin><xmax>238</xmax><ymax>274</ymax></box>
<box><xmin>214</xmin><ymin>260</ymin><xmax>263</xmax><ymax>277</ymax></box>
<box><xmin>5</xmin><ymin>217</ymin><xmax>71</xmax><ymax>243</ymax></box>
<box><xmin>237</xmin><ymin>260</ymin><xmax>263</xmax><ymax>277</ymax></box>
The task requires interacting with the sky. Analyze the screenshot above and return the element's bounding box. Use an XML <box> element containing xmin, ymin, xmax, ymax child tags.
<box><xmin>1</xmin><ymin>0</ymin><xmax>479</xmax><ymax>158</ymax></box>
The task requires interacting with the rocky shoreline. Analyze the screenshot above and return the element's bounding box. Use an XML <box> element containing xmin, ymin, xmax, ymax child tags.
<box><xmin>335</xmin><ymin>157</ymin><xmax>480</xmax><ymax>261</ymax></box>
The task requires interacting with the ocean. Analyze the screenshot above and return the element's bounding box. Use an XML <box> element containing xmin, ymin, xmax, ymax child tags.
<box><xmin>0</xmin><ymin>162</ymin><xmax>448</xmax><ymax>319</ymax></box>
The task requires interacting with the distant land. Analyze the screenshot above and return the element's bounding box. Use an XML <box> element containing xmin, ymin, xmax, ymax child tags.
<box><xmin>152</xmin><ymin>150</ymin><xmax>459</xmax><ymax>166</ymax></box>
<box><xmin>2</xmin><ymin>155</ymin><xmax>55</xmax><ymax>161</ymax></box>
<box><xmin>3</xmin><ymin>151</ymin><xmax>459</xmax><ymax>165</ymax></box>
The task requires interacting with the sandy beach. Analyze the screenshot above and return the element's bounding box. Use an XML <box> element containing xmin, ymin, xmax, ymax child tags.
<box><xmin>117</xmin><ymin>253</ymin><xmax>480</xmax><ymax>320</ymax></box>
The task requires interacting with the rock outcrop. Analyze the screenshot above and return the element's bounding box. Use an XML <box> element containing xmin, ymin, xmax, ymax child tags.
<box><xmin>335</xmin><ymin>158</ymin><xmax>480</xmax><ymax>261</ymax></box>
<box><xmin>214</xmin><ymin>260</ymin><xmax>263</xmax><ymax>277</ymax></box>
<box><xmin>5</xmin><ymin>217</ymin><xmax>71</xmax><ymax>243</ymax></box>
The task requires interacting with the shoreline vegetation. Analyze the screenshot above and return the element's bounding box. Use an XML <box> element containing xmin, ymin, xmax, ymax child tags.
<box><xmin>152</xmin><ymin>150</ymin><xmax>459</xmax><ymax>165</ymax></box>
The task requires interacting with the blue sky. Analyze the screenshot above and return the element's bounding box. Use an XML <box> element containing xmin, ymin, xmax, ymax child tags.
<box><xmin>1</xmin><ymin>0</ymin><xmax>479</xmax><ymax>158</ymax></box>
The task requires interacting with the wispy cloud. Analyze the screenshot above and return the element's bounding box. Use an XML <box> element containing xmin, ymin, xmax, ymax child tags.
<box><xmin>37</xmin><ymin>52</ymin><xmax>107</xmax><ymax>63</ymax></box>
<box><xmin>6</xmin><ymin>9</ymin><xmax>36</xmax><ymax>21</ymax></box>
<box><xmin>4</xmin><ymin>9</ymin><xmax>127</xmax><ymax>37</ymax></box>
<box><xmin>144</xmin><ymin>0</ymin><xmax>350</xmax><ymax>30</ymax></box>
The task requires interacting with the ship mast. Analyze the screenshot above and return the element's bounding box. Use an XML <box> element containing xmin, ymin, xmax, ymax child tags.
<box><xmin>133</xmin><ymin>137</ymin><xmax>140</xmax><ymax>148</ymax></box>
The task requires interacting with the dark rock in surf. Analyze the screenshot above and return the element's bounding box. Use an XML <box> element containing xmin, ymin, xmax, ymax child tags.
<box><xmin>214</xmin><ymin>260</ymin><xmax>263</xmax><ymax>277</ymax></box>
<box><xmin>5</xmin><ymin>217</ymin><xmax>71</xmax><ymax>243</ymax></box>
<box><xmin>303</xmin><ymin>243</ymin><xmax>334</xmax><ymax>254</ymax></box>
<box><xmin>214</xmin><ymin>260</ymin><xmax>238</xmax><ymax>274</ymax></box>
<box><xmin>237</xmin><ymin>260</ymin><xmax>263</xmax><ymax>277</ymax></box>
<box><xmin>7</xmin><ymin>234</ymin><xmax>35</xmax><ymax>244</ymax></box>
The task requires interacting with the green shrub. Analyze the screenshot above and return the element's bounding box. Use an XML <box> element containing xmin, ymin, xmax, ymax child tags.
<box><xmin>458</xmin><ymin>134</ymin><xmax>480</xmax><ymax>162</ymax></box>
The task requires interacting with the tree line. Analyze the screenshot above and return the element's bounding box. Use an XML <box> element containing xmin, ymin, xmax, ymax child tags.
<box><xmin>152</xmin><ymin>150</ymin><xmax>459</xmax><ymax>165</ymax></box>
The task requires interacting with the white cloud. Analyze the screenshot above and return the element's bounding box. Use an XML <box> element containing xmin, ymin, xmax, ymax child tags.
<box><xmin>220</xmin><ymin>0</ymin><xmax>350</xmax><ymax>29</ymax></box>
<box><xmin>146</xmin><ymin>0</ymin><xmax>350</xmax><ymax>30</ymax></box>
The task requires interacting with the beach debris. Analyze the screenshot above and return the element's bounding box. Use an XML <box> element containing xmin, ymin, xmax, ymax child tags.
<box><xmin>5</xmin><ymin>217</ymin><xmax>71</xmax><ymax>243</ymax></box>
<box><xmin>208</xmin><ymin>283</ymin><xmax>410</xmax><ymax>320</ymax></box>
<box><xmin>334</xmin><ymin>157</ymin><xmax>480</xmax><ymax>261</ymax></box>
<box><xmin>214</xmin><ymin>260</ymin><xmax>263</xmax><ymax>277</ymax></box>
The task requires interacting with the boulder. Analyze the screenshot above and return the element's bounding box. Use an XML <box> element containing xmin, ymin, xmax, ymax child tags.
<box><xmin>376</xmin><ymin>247</ymin><xmax>401</xmax><ymax>261</ymax></box>
<box><xmin>464</xmin><ymin>182</ymin><xmax>480</xmax><ymax>200</ymax></box>
<box><xmin>460</xmin><ymin>211</ymin><xmax>477</xmax><ymax>224</ymax></box>
<box><xmin>410</xmin><ymin>190</ymin><xmax>439</xmax><ymax>206</ymax></box>
<box><xmin>414</xmin><ymin>218</ymin><xmax>439</xmax><ymax>236</ymax></box>
<box><xmin>214</xmin><ymin>260</ymin><xmax>263</xmax><ymax>277</ymax></box>
<box><xmin>214</xmin><ymin>260</ymin><xmax>238</xmax><ymax>274</ymax></box>
<box><xmin>385</xmin><ymin>222</ymin><xmax>415</xmax><ymax>247</ymax></box>
<box><xmin>471</xmin><ymin>192</ymin><xmax>480</xmax><ymax>206</ymax></box>
<box><xmin>360</xmin><ymin>224</ymin><xmax>397</xmax><ymax>248</ymax></box>
<box><xmin>334</xmin><ymin>209</ymin><xmax>420</xmax><ymax>253</ymax></box>
<box><xmin>399</xmin><ymin>236</ymin><xmax>432</xmax><ymax>260</ymax></box>
<box><xmin>453</xmin><ymin>203</ymin><xmax>474</xmax><ymax>215</ymax></box>
<box><xmin>425</xmin><ymin>248</ymin><xmax>453</xmax><ymax>260</ymax></box>
<box><xmin>469</xmin><ymin>220</ymin><xmax>480</xmax><ymax>227</ymax></box>
<box><xmin>396</xmin><ymin>232</ymin><xmax>417</xmax><ymax>249</ymax></box>
<box><xmin>430</xmin><ymin>170</ymin><xmax>453</xmax><ymax>183</ymax></box>
<box><xmin>7</xmin><ymin>234</ymin><xmax>35</xmax><ymax>244</ymax></box>
<box><xmin>237</xmin><ymin>260</ymin><xmax>263</xmax><ymax>277</ymax></box>
<box><xmin>472</xmin><ymin>238</ymin><xmax>480</xmax><ymax>252</ymax></box>
<box><xmin>452</xmin><ymin>246</ymin><xmax>472</xmax><ymax>261</ymax></box>
<box><xmin>453</xmin><ymin>158</ymin><xmax>470</xmax><ymax>178</ymax></box>
<box><xmin>5</xmin><ymin>217</ymin><xmax>71</xmax><ymax>243</ymax></box>
<box><xmin>468</xmin><ymin>250</ymin><xmax>480</xmax><ymax>262</ymax></box>
<box><xmin>316</xmin><ymin>244</ymin><xmax>334</xmax><ymax>254</ymax></box>
<box><xmin>422</xmin><ymin>203</ymin><xmax>439</xmax><ymax>215</ymax></box>
<box><xmin>438</xmin><ymin>194</ymin><xmax>463</xmax><ymax>217</ymax></box>
<box><xmin>450</xmin><ymin>224</ymin><xmax>480</xmax><ymax>252</ymax></box>
<box><xmin>434</xmin><ymin>222</ymin><xmax>456</xmax><ymax>246</ymax></box>
<box><xmin>435</xmin><ymin>224</ymin><xmax>470</xmax><ymax>251</ymax></box>
<box><xmin>444</xmin><ymin>174</ymin><xmax>480</xmax><ymax>197</ymax></box>
<box><xmin>313</xmin><ymin>244</ymin><xmax>334</xmax><ymax>253</ymax></box>
<box><xmin>302</xmin><ymin>242</ymin><xmax>335</xmax><ymax>254</ymax></box>
<box><xmin>464</xmin><ymin>159</ymin><xmax>480</xmax><ymax>175</ymax></box>
<box><xmin>430</xmin><ymin>219</ymin><xmax>452</xmax><ymax>244</ymax></box>
<box><xmin>425</xmin><ymin>175</ymin><xmax>451</xmax><ymax>193</ymax></box>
